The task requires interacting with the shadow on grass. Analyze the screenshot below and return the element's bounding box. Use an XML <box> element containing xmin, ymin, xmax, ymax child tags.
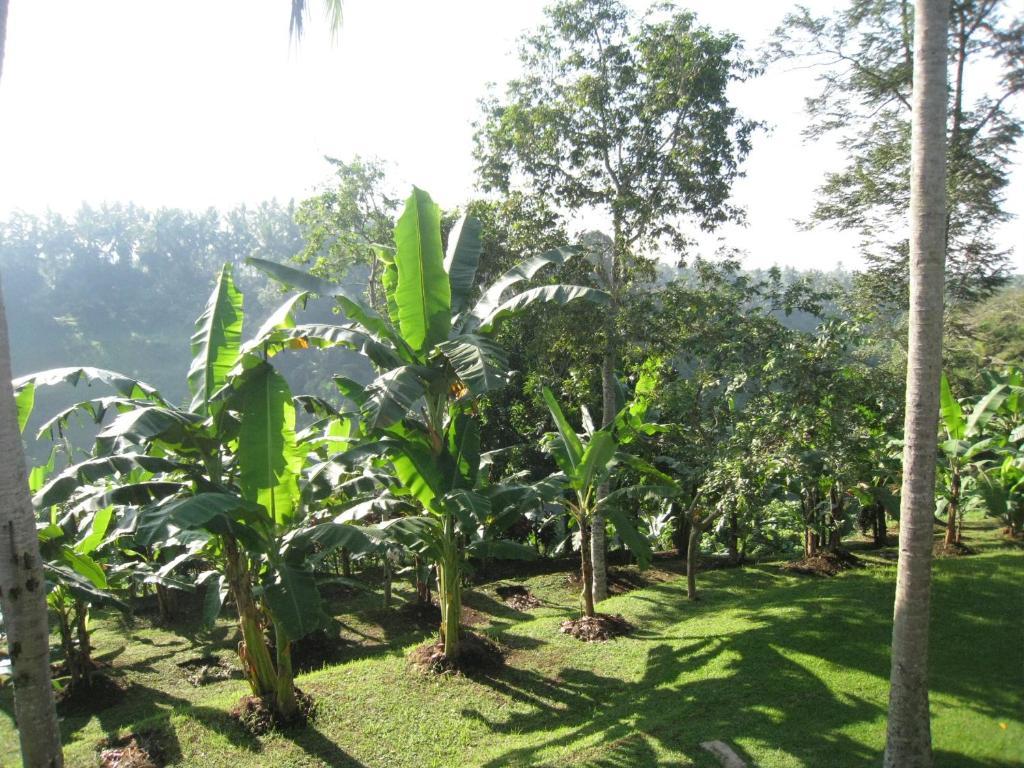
<box><xmin>278</xmin><ymin>723</ymin><xmax>370</xmax><ymax>767</ymax></box>
<box><xmin>462</xmin><ymin>545</ymin><xmax>1020</xmax><ymax>767</ymax></box>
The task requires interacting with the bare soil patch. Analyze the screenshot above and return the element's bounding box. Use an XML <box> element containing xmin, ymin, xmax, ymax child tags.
<box><xmin>99</xmin><ymin>729</ymin><xmax>175</xmax><ymax>768</ymax></box>
<box><xmin>495</xmin><ymin>584</ymin><xmax>541</xmax><ymax>610</ymax></box>
<box><xmin>176</xmin><ymin>654</ymin><xmax>240</xmax><ymax>687</ymax></box>
<box><xmin>408</xmin><ymin>631</ymin><xmax>504</xmax><ymax>675</ymax></box>
<box><xmin>56</xmin><ymin>668</ymin><xmax>126</xmax><ymax>714</ymax></box>
<box><xmin>230</xmin><ymin>689</ymin><xmax>316</xmax><ymax>735</ymax></box>
<box><xmin>781</xmin><ymin>549</ymin><xmax>864</xmax><ymax>577</ymax></box>
<box><xmin>559</xmin><ymin>613</ymin><xmax>633</xmax><ymax>642</ymax></box>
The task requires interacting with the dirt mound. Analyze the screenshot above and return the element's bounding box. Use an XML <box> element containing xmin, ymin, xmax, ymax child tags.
<box><xmin>408</xmin><ymin>631</ymin><xmax>504</xmax><ymax>675</ymax></box>
<box><xmin>56</xmin><ymin>669</ymin><xmax>126</xmax><ymax>714</ymax></box>
<box><xmin>495</xmin><ymin>585</ymin><xmax>541</xmax><ymax>610</ymax></box>
<box><xmin>176</xmin><ymin>655</ymin><xmax>240</xmax><ymax>686</ymax></box>
<box><xmin>99</xmin><ymin>729</ymin><xmax>174</xmax><ymax>768</ymax></box>
<box><xmin>781</xmin><ymin>549</ymin><xmax>864</xmax><ymax>577</ymax></box>
<box><xmin>935</xmin><ymin>540</ymin><xmax>977</xmax><ymax>557</ymax></box>
<box><xmin>230</xmin><ymin>689</ymin><xmax>316</xmax><ymax>735</ymax></box>
<box><xmin>559</xmin><ymin>613</ymin><xmax>633</xmax><ymax>642</ymax></box>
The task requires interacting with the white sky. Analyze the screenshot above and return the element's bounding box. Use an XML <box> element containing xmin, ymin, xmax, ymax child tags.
<box><xmin>0</xmin><ymin>0</ymin><xmax>1020</xmax><ymax>272</ymax></box>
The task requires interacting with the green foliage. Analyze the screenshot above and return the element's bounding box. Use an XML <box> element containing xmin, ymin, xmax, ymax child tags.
<box><xmin>772</xmin><ymin>0</ymin><xmax>1021</xmax><ymax>307</ymax></box>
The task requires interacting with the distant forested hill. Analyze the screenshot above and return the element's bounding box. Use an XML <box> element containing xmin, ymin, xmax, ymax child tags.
<box><xmin>0</xmin><ymin>202</ymin><xmax>372</xmax><ymax>463</ymax></box>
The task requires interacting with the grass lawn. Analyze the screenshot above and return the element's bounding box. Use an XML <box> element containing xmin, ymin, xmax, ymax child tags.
<box><xmin>2</xmin><ymin>520</ymin><xmax>1021</xmax><ymax>767</ymax></box>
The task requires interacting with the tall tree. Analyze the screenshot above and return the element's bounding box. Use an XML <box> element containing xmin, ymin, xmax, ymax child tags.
<box><xmin>884</xmin><ymin>0</ymin><xmax>950</xmax><ymax>764</ymax></box>
<box><xmin>773</xmin><ymin>0</ymin><xmax>1021</xmax><ymax>309</ymax></box>
<box><xmin>475</xmin><ymin>0</ymin><xmax>756</xmax><ymax>600</ymax></box>
<box><xmin>0</xmin><ymin>0</ymin><xmax>65</xmax><ymax>764</ymax></box>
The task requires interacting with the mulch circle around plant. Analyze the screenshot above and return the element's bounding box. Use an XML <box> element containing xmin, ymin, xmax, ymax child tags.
<box><xmin>408</xmin><ymin>631</ymin><xmax>505</xmax><ymax>675</ymax></box>
<box><xmin>398</xmin><ymin>600</ymin><xmax>442</xmax><ymax>629</ymax></box>
<box><xmin>495</xmin><ymin>584</ymin><xmax>541</xmax><ymax>610</ymax></box>
<box><xmin>176</xmin><ymin>654</ymin><xmax>240</xmax><ymax>687</ymax></box>
<box><xmin>56</xmin><ymin>670</ymin><xmax>127</xmax><ymax>715</ymax></box>
<box><xmin>781</xmin><ymin>549</ymin><xmax>864</xmax><ymax>577</ymax></box>
<box><xmin>934</xmin><ymin>540</ymin><xmax>977</xmax><ymax>557</ymax></box>
<box><xmin>559</xmin><ymin>613</ymin><xmax>633</xmax><ymax>642</ymax></box>
<box><xmin>230</xmin><ymin>689</ymin><xmax>317</xmax><ymax>736</ymax></box>
<box><xmin>98</xmin><ymin>729</ymin><xmax>173</xmax><ymax>768</ymax></box>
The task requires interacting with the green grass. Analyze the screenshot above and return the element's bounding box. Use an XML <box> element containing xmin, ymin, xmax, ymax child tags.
<box><xmin>2</xmin><ymin>521</ymin><xmax>1021</xmax><ymax>767</ymax></box>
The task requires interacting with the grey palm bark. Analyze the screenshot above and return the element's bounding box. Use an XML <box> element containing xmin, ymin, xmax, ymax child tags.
<box><xmin>0</xmin><ymin>5</ymin><xmax>64</xmax><ymax>764</ymax></box>
<box><xmin>884</xmin><ymin>0</ymin><xmax>950</xmax><ymax>765</ymax></box>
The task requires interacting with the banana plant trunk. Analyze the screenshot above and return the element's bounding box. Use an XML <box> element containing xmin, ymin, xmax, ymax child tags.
<box><xmin>885</xmin><ymin>0</ymin><xmax>949</xmax><ymax>764</ymax></box>
<box><xmin>437</xmin><ymin>514</ymin><xmax>462</xmax><ymax>659</ymax></box>
<box><xmin>273</xmin><ymin>623</ymin><xmax>298</xmax><ymax>720</ymax></box>
<box><xmin>580</xmin><ymin>518</ymin><xmax>596</xmax><ymax>618</ymax></box>
<box><xmin>0</xmin><ymin>268</ymin><xmax>65</xmax><ymax>767</ymax></box>
<box><xmin>224</xmin><ymin>538</ymin><xmax>279</xmax><ymax>701</ymax></box>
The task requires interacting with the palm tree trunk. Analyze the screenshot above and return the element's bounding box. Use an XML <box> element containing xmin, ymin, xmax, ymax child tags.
<box><xmin>884</xmin><ymin>1</ymin><xmax>949</xmax><ymax>765</ymax></box>
<box><xmin>0</xmin><ymin>274</ymin><xmax>65</xmax><ymax>765</ymax></box>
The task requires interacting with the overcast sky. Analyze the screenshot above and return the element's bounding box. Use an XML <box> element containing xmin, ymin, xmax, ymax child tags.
<box><xmin>0</xmin><ymin>0</ymin><xmax>1020</xmax><ymax>272</ymax></box>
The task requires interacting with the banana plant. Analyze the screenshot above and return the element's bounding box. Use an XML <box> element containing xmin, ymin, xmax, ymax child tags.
<box><xmin>973</xmin><ymin>367</ymin><xmax>1024</xmax><ymax>536</ymax></box>
<box><xmin>15</xmin><ymin>264</ymin><xmax>372</xmax><ymax>721</ymax></box>
<box><xmin>251</xmin><ymin>187</ymin><xmax>606</xmax><ymax>661</ymax></box>
<box><xmin>539</xmin><ymin>385</ymin><xmax>662</xmax><ymax>618</ymax></box>
<box><xmin>938</xmin><ymin>373</ymin><xmax>1009</xmax><ymax>546</ymax></box>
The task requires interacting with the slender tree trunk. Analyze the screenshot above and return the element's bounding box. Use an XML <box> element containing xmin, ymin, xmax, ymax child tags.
<box><xmin>686</xmin><ymin>519</ymin><xmax>700</xmax><ymax>601</ymax></box>
<box><xmin>591</xmin><ymin>352</ymin><xmax>616</xmax><ymax>603</ymax></box>
<box><xmin>885</xmin><ymin>2</ymin><xmax>949</xmax><ymax>765</ymax></box>
<box><xmin>874</xmin><ymin>503</ymin><xmax>888</xmax><ymax>548</ymax></box>
<box><xmin>73</xmin><ymin>600</ymin><xmax>92</xmax><ymax>683</ymax></box>
<box><xmin>382</xmin><ymin>554</ymin><xmax>392</xmax><ymax>609</ymax></box>
<box><xmin>943</xmin><ymin>471</ymin><xmax>959</xmax><ymax>547</ymax></box>
<box><xmin>0</xmin><ymin>269</ymin><xmax>65</xmax><ymax>766</ymax></box>
<box><xmin>580</xmin><ymin>518</ymin><xmax>595</xmax><ymax>618</ymax></box>
<box><xmin>726</xmin><ymin>510</ymin><xmax>740</xmax><ymax>563</ymax></box>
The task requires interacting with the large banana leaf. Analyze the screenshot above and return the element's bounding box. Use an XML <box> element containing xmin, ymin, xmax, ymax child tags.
<box><xmin>188</xmin><ymin>263</ymin><xmax>244</xmax><ymax>414</ymax></box>
<box><xmin>541</xmin><ymin>387</ymin><xmax>584</xmax><ymax>477</ymax></box>
<box><xmin>576</xmin><ymin>429</ymin><xmax>616</xmax><ymax>492</ymax></box>
<box><xmin>262</xmin><ymin>564</ymin><xmax>323</xmax><ymax>642</ymax></box>
<box><xmin>444</xmin><ymin>413</ymin><xmax>481</xmax><ymax>491</ymax></box>
<box><xmin>602</xmin><ymin>504</ymin><xmax>652</xmax><ymax>567</ymax></box>
<box><xmin>234</xmin><ymin>364</ymin><xmax>304</xmax><ymax>527</ymax></box>
<box><xmin>361</xmin><ymin>366</ymin><xmax>432</xmax><ymax>431</ymax></box>
<box><xmin>477</xmin><ymin>284</ymin><xmax>608</xmax><ymax>332</ymax></box>
<box><xmin>965</xmin><ymin>384</ymin><xmax>1008</xmax><ymax>437</ymax></box>
<box><xmin>135</xmin><ymin>493</ymin><xmax>270</xmax><ymax>551</ymax></box>
<box><xmin>13</xmin><ymin>366</ymin><xmax>164</xmax><ymax>430</ymax></box>
<box><xmin>940</xmin><ymin>374</ymin><xmax>965</xmax><ymax>440</ymax></box>
<box><xmin>391</xmin><ymin>440</ymin><xmax>445</xmax><ymax>509</ymax></box>
<box><xmin>393</xmin><ymin>188</ymin><xmax>451</xmax><ymax>353</ymax></box>
<box><xmin>470</xmin><ymin>246</ymin><xmax>579</xmax><ymax>321</ymax></box>
<box><xmin>95</xmin><ymin>405</ymin><xmax>204</xmax><ymax>451</ymax></box>
<box><xmin>444</xmin><ymin>216</ymin><xmax>483</xmax><ymax>315</ymax></box>
<box><xmin>282</xmin><ymin>520</ymin><xmax>375</xmax><ymax>565</ymax></box>
<box><xmin>33</xmin><ymin>453</ymin><xmax>179</xmax><ymax>509</ymax></box>
<box><xmin>247</xmin><ymin>256</ymin><xmax>348</xmax><ymax>297</ymax></box>
<box><xmin>437</xmin><ymin>335</ymin><xmax>510</xmax><ymax>396</ymax></box>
